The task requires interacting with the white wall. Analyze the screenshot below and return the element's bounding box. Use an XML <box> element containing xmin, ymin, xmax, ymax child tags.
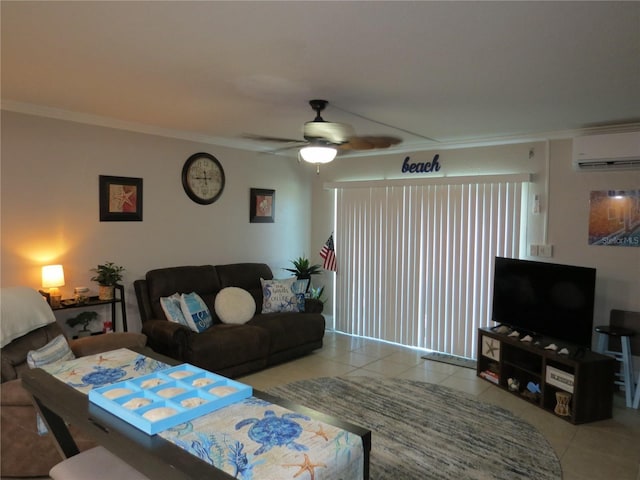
<box><xmin>311</xmin><ymin>139</ymin><xmax>640</xmax><ymax>346</ymax></box>
<box><xmin>547</xmin><ymin>139</ymin><xmax>640</xmax><ymax>320</ymax></box>
<box><xmin>3</xmin><ymin>110</ymin><xmax>639</xmax><ymax>348</ymax></box>
<box><xmin>1</xmin><ymin>111</ymin><xmax>316</xmax><ymax>334</ymax></box>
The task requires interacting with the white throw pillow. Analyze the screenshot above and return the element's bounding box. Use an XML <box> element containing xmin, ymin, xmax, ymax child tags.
<box><xmin>214</xmin><ymin>287</ymin><xmax>256</xmax><ymax>325</ymax></box>
<box><xmin>260</xmin><ymin>278</ymin><xmax>307</xmax><ymax>314</ymax></box>
<box><xmin>160</xmin><ymin>293</ymin><xmax>189</xmax><ymax>326</ymax></box>
<box><xmin>27</xmin><ymin>334</ymin><xmax>75</xmax><ymax>368</ymax></box>
<box><xmin>179</xmin><ymin>292</ymin><xmax>213</xmax><ymax>333</ymax></box>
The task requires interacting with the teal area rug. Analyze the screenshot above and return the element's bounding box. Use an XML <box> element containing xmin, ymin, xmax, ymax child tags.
<box><xmin>267</xmin><ymin>377</ymin><xmax>561</xmax><ymax>480</ymax></box>
<box><xmin>421</xmin><ymin>351</ymin><xmax>478</xmax><ymax>369</ymax></box>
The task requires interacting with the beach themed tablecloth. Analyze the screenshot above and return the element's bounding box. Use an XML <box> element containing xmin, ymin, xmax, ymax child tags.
<box><xmin>41</xmin><ymin>348</ymin><xmax>364</xmax><ymax>480</ymax></box>
<box><xmin>40</xmin><ymin>347</ymin><xmax>170</xmax><ymax>394</ymax></box>
<box><xmin>159</xmin><ymin>397</ymin><xmax>364</xmax><ymax>480</ymax></box>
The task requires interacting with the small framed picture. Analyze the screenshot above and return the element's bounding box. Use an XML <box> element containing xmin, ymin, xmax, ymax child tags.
<box><xmin>99</xmin><ymin>175</ymin><xmax>143</xmax><ymax>221</ymax></box>
<box><xmin>250</xmin><ymin>188</ymin><xmax>275</xmax><ymax>223</ymax></box>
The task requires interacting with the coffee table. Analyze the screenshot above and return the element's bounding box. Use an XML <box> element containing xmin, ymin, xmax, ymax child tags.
<box><xmin>21</xmin><ymin>347</ymin><xmax>371</xmax><ymax>480</ymax></box>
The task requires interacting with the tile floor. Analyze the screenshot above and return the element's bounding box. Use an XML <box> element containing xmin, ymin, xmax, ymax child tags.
<box><xmin>239</xmin><ymin>330</ymin><xmax>640</xmax><ymax>480</ymax></box>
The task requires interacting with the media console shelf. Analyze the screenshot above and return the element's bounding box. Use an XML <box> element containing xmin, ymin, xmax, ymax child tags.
<box><xmin>477</xmin><ymin>327</ymin><xmax>616</xmax><ymax>424</ymax></box>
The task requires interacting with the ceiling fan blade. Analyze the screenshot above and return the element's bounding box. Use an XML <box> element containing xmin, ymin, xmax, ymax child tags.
<box><xmin>263</xmin><ymin>143</ymin><xmax>309</xmax><ymax>155</ymax></box>
<box><xmin>304</xmin><ymin>121</ymin><xmax>355</xmax><ymax>144</ymax></box>
<box><xmin>242</xmin><ymin>133</ymin><xmax>306</xmax><ymax>144</ymax></box>
<box><xmin>338</xmin><ymin>136</ymin><xmax>402</xmax><ymax>151</ymax></box>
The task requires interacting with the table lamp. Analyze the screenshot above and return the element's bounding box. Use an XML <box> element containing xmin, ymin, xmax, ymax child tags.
<box><xmin>42</xmin><ymin>264</ymin><xmax>65</xmax><ymax>308</ymax></box>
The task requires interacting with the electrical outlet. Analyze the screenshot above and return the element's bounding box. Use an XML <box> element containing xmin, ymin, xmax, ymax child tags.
<box><xmin>539</xmin><ymin>245</ymin><xmax>553</xmax><ymax>258</ymax></box>
<box><xmin>529</xmin><ymin>244</ymin><xmax>539</xmax><ymax>256</ymax></box>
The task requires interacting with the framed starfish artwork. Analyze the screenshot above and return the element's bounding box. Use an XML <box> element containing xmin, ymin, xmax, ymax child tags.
<box><xmin>99</xmin><ymin>175</ymin><xmax>143</xmax><ymax>221</ymax></box>
<box><xmin>482</xmin><ymin>337</ymin><xmax>501</xmax><ymax>361</ymax></box>
<box><xmin>249</xmin><ymin>188</ymin><xmax>275</xmax><ymax>223</ymax></box>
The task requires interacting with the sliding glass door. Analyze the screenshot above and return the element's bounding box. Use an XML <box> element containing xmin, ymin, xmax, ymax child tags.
<box><xmin>333</xmin><ymin>175</ymin><xmax>528</xmax><ymax>358</ymax></box>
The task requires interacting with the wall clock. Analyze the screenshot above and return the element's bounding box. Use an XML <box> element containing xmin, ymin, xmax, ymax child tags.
<box><xmin>181</xmin><ymin>152</ymin><xmax>225</xmax><ymax>205</ymax></box>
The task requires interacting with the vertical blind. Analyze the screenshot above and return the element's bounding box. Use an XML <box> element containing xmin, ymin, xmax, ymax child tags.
<box><xmin>333</xmin><ymin>175</ymin><xmax>528</xmax><ymax>359</ymax></box>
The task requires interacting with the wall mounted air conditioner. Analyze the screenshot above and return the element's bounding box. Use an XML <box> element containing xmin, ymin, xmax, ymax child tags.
<box><xmin>572</xmin><ymin>131</ymin><xmax>640</xmax><ymax>171</ymax></box>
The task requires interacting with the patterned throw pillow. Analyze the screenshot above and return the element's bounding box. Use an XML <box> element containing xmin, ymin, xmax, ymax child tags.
<box><xmin>260</xmin><ymin>278</ymin><xmax>308</xmax><ymax>313</ymax></box>
<box><xmin>214</xmin><ymin>287</ymin><xmax>256</xmax><ymax>325</ymax></box>
<box><xmin>179</xmin><ymin>292</ymin><xmax>213</xmax><ymax>333</ymax></box>
<box><xmin>160</xmin><ymin>293</ymin><xmax>189</xmax><ymax>326</ymax></box>
<box><xmin>291</xmin><ymin>278</ymin><xmax>309</xmax><ymax>311</ymax></box>
<box><xmin>27</xmin><ymin>334</ymin><xmax>76</xmax><ymax>435</ymax></box>
<box><xmin>27</xmin><ymin>334</ymin><xmax>75</xmax><ymax>368</ymax></box>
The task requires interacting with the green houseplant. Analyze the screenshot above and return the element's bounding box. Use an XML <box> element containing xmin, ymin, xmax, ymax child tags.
<box><xmin>309</xmin><ymin>285</ymin><xmax>326</xmax><ymax>303</ymax></box>
<box><xmin>90</xmin><ymin>261</ymin><xmax>125</xmax><ymax>300</ymax></box>
<box><xmin>284</xmin><ymin>256</ymin><xmax>322</xmax><ymax>291</ymax></box>
<box><xmin>284</xmin><ymin>256</ymin><xmax>322</xmax><ymax>279</ymax></box>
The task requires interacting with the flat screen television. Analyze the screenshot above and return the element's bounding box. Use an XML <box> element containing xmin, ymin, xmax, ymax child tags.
<box><xmin>491</xmin><ymin>257</ymin><xmax>597</xmax><ymax>348</ymax></box>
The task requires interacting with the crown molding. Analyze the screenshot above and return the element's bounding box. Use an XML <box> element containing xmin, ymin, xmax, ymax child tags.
<box><xmin>3</xmin><ymin>100</ymin><xmax>639</xmax><ymax>157</ymax></box>
<box><xmin>0</xmin><ymin>100</ymin><xmax>263</xmax><ymax>152</ymax></box>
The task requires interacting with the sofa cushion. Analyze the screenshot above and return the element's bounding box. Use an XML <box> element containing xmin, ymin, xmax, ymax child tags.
<box><xmin>215</xmin><ymin>287</ymin><xmax>256</xmax><ymax>325</ymax></box>
<box><xmin>0</xmin><ymin>378</ymin><xmax>33</xmax><ymax>406</ymax></box>
<box><xmin>27</xmin><ymin>334</ymin><xmax>75</xmax><ymax>368</ymax></box>
<box><xmin>249</xmin><ymin>313</ymin><xmax>325</xmax><ymax>354</ymax></box>
<box><xmin>160</xmin><ymin>293</ymin><xmax>189</xmax><ymax>325</ymax></box>
<box><xmin>260</xmin><ymin>278</ymin><xmax>306</xmax><ymax>313</ymax></box>
<box><xmin>146</xmin><ymin>266</ymin><xmax>221</xmax><ymax>322</ymax></box>
<box><xmin>179</xmin><ymin>293</ymin><xmax>213</xmax><ymax>333</ymax></box>
<box><xmin>70</xmin><ymin>333</ymin><xmax>148</xmax><ymax>357</ymax></box>
<box><xmin>185</xmin><ymin>324</ymin><xmax>270</xmax><ymax>374</ymax></box>
<box><xmin>215</xmin><ymin>263</ymin><xmax>273</xmax><ymax>314</ymax></box>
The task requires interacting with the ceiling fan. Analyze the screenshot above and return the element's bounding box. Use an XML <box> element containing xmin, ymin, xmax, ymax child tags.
<box><xmin>245</xmin><ymin>100</ymin><xmax>403</xmax><ymax>167</ymax></box>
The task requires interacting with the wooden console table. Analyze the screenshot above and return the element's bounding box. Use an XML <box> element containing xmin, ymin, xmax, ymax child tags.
<box><xmin>21</xmin><ymin>348</ymin><xmax>370</xmax><ymax>480</ymax></box>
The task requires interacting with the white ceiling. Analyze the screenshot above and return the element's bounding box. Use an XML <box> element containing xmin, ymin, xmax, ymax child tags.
<box><xmin>2</xmin><ymin>1</ymin><xmax>639</xmax><ymax>155</ymax></box>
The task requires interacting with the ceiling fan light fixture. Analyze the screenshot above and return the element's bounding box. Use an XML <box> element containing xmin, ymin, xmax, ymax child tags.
<box><xmin>299</xmin><ymin>145</ymin><xmax>337</xmax><ymax>164</ymax></box>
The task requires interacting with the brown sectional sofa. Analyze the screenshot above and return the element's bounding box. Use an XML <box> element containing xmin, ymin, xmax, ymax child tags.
<box><xmin>134</xmin><ymin>263</ymin><xmax>325</xmax><ymax>378</ymax></box>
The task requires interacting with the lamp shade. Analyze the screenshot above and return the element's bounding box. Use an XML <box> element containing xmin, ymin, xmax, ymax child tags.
<box><xmin>299</xmin><ymin>145</ymin><xmax>338</xmax><ymax>164</ymax></box>
<box><xmin>42</xmin><ymin>265</ymin><xmax>65</xmax><ymax>288</ymax></box>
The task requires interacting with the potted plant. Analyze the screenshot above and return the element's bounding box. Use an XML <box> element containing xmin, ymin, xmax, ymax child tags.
<box><xmin>284</xmin><ymin>256</ymin><xmax>321</xmax><ymax>291</ymax></box>
<box><xmin>309</xmin><ymin>285</ymin><xmax>326</xmax><ymax>303</ymax></box>
<box><xmin>90</xmin><ymin>261</ymin><xmax>125</xmax><ymax>300</ymax></box>
<box><xmin>65</xmin><ymin>311</ymin><xmax>98</xmax><ymax>337</ymax></box>
<box><xmin>284</xmin><ymin>256</ymin><xmax>321</xmax><ymax>279</ymax></box>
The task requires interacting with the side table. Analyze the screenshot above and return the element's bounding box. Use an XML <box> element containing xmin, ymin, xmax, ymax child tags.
<box><xmin>51</xmin><ymin>284</ymin><xmax>128</xmax><ymax>332</ymax></box>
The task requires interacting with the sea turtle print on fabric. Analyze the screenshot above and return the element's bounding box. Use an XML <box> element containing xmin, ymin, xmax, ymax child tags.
<box><xmin>235</xmin><ymin>410</ymin><xmax>310</xmax><ymax>455</ymax></box>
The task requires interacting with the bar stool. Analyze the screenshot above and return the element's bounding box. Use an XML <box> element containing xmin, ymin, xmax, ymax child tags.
<box><xmin>49</xmin><ymin>446</ymin><xmax>149</xmax><ymax>480</ymax></box>
<box><xmin>594</xmin><ymin>325</ymin><xmax>636</xmax><ymax>408</ymax></box>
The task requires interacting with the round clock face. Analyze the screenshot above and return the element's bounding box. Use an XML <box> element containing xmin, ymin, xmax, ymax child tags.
<box><xmin>181</xmin><ymin>152</ymin><xmax>225</xmax><ymax>205</ymax></box>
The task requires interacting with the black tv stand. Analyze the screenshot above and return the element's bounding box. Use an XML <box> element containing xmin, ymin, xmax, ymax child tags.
<box><xmin>570</xmin><ymin>347</ymin><xmax>586</xmax><ymax>360</ymax></box>
<box><xmin>477</xmin><ymin>327</ymin><xmax>615</xmax><ymax>424</ymax></box>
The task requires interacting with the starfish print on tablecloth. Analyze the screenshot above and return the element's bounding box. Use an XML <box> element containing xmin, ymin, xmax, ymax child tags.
<box><xmin>283</xmin><ymin>453</ymin><xmax>326</xmax><ymax>480</ymax></box>
<box><xmin>311</xmin><ymin>424</ymin><xmax>329</xmax><ymax>441</ymax></box>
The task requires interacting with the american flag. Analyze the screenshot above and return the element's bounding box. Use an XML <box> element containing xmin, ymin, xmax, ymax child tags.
<box><xmin>319</xmin><ymin>233</ymin><xmax>337</xmax><ymax>271</ymax></box>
